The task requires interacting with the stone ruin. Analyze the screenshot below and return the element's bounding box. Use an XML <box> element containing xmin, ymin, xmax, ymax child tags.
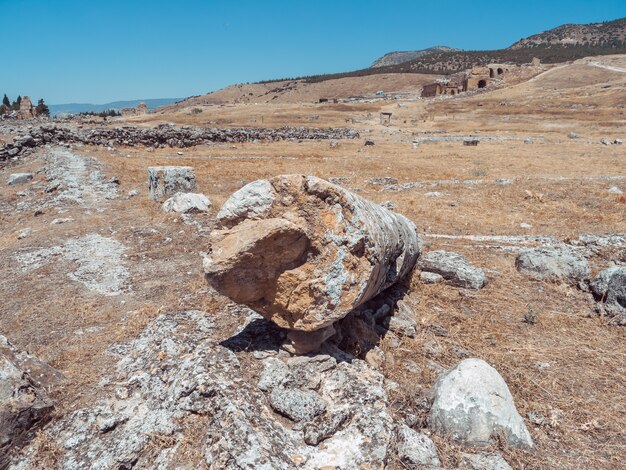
<box><xmin>17</xmin><ymin>96</ymin><xmax>35</xmax><ymax>120</ymax></box>
<box><xmin>121</xmin><ymin>102</ymin><xmax>148</xmax><ymax>116</ymax></box>
<box><xmin>203</xmin><ymin>175</ymin><xmax>422</xmax><ymax>353</ymax></box>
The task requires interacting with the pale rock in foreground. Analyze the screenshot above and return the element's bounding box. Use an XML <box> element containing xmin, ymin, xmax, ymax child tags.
<box><xmin>204</xmin><ymin>175</ymin><xmax>421</xmax><ymax>352</ymax></box>
<box><xmin>7</xmin><ymin>173</ymin><xmax>33</xmax><ymax>185</ymax></box>
<box><xmin>419</xmin><ymin>250</ymin><xmax>488</xmax><ymax>289</ymax></box>
<box><xmin>395</xmin><ymin>424</ymin><xmax>441</xmax><ymax>468</ymax></box>
<box><xmin>420</xmin><ymin>271</ymin><xmax>444</xmax><ymax>284</ymax></box>
<box><xmin>147</xmin><ymin>166</ymin><xmax>196</xmax><ymax>201</ymax></box>
<box><xmin>162</xmin><ymin>192</ymin><xmax>211</xmax><ymax>213</ymax></box>
<box><xmin>430</xmin><ymin>358</ymin><xmax>533</xmax><ymax>448</ymax></box>
<box><xmin>459</xmin><ymin>452</ymin><xmax>513</xmax><ymax>470</ymax></box>
<box><xmin>516</xmin><ymin>246</ymin><xmax>590</xmax><ymax>285</ymax></box>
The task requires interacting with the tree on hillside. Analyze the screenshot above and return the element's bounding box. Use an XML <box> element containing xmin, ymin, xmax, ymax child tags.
<box><xmin>35</xmin><ymin>99</ymin><xmax>50</xmax><ymax>117</ymax></box>
<box><xmin>2</xmin><ymin>94</ymin><xmax>9</xmax><ymax>107</ymax></box>
<box><xmin>12</xmin><ymin>95</ymin><xmax>22</xmax><ymax>111</ymax></box>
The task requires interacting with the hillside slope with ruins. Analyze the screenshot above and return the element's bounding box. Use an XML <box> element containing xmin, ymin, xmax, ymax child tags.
<box><xmin>1</xmin><ymin>46</ymin><xmax>625</xmax><ymax>470</ymax></box>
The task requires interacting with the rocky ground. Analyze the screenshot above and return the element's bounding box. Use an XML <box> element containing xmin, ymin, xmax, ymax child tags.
<box><xmin>0</xmin><ymin>55</ymin><xmax>625</xmax><ymax>469</ymax></box>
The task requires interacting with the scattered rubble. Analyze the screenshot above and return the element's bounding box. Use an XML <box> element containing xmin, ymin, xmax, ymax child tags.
<box><xmin>11</xmin><ymin>311</ymin><xmax>396</xmax><ymax>469</ymax></box>
<box><xmin>44</xmin><ymin>147</ymin><xmax>118</xmax><ymax>206</ymax></box>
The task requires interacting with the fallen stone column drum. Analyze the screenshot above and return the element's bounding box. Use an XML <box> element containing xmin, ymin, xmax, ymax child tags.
<box><xmin>204</xmin><ymin>175</ymin><xmax>421</xmax><ymax>332</ymax></box>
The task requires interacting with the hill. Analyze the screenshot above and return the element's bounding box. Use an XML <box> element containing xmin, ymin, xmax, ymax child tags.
<box><xmin>49</xmin><ymin>98</ymin><xmax>182</xmax><ymax>116</ymax></box>
<box><xmin>509</xmin><ymin>16</ymin><xmax>626</xmax><ymax>49</ymax></box>
<box><xmin>371</xmin><ymin>46</ymin><xmax>461</xmax><ymax>67</ymax></box>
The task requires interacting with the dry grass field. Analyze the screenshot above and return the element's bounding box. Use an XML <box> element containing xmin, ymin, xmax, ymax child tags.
<box><xmin>1</xmin><ymin>55</ymin><xmax>624</xmax><ymax>468</ymax></box>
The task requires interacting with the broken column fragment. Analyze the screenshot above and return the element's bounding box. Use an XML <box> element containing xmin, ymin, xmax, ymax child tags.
<box><xmin>204</xmin><ymin>175</ymin><xmax>421</xmax><ymax>351</ymax></box>
<box><xmin>147</xmin><ymin>166</ymin><xmax>196</xmax><ymax>201</ymax></box>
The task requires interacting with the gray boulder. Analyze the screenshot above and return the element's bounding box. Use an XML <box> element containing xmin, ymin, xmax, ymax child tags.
<box><xmin>430</xmin><ymin>358</ymin><xmax>533</xmax><ymax>448</ymax></box>
<box><xmin>420</xmin><ymin>271</ymin><xmax>444</xmax><ymax>284</ymax></box>
<box><xmin>395</xmin><ymin>424</ymin><xmax>441</xmax><ymax>468</ymax></box>
<box><xmin>419</xmin><ymin>250</ymin><xmax>488</xmax><ymax>289</ymax></box>
<box><xmin>162</xmin><ymin>192</ymin><xmax>211</xmax><ymax>213</ymax></box>
<box><xmin>591</xmin><ymin>267</ymin><xmax>626</xmax><ymax>324</ymax></box>
<box><xmin>269</xmin><ymin>387</ymin><xmax>327</xmax><ymax>422</ymax></box>
<box><xmin>7</xmin><ymin>173</ymin><xmax>33</xmax><ymax>185</ymax></box>
<box><xmin>147</xmin><ymin>166</ymin><xmax>196</xmax><ymax>201</ymax></box>
<box><xmin>516</xmin><ymin>246</ymin><xmax>590</xmax><ymax>285</ymax></box>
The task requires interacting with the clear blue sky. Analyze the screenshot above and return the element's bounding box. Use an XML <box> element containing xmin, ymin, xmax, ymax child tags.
<box><xmin>2</xmin><ymin>0</ymin><xmax>624</xmax><ymax>104</ymax></box>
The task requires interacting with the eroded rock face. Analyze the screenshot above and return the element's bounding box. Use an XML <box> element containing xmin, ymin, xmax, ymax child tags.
<box><xmin>419</xmin><ymin>250</ymin><xmax>488</xmax><ymax>289</ymax></box>
<box><xmin>0</xmin><ymin>335</ymin><xmax>62</xmax><ymax>467</ymax></box>
<box><xmin>516</xmin><ymin>246</ymin><xmax>590</xmax><ymax>285</ymax></box>
<box><xmin>429</xmin><ymin>358</ymin><xmax>533</xmax><ymax>448</ymax></box>
<box><xmin>204</xmin><ymin>175</ymin><xmax>422</xmax><ymax>338</ymax></box>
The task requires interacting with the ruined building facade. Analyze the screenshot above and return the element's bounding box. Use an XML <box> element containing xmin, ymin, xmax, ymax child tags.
<box><xmin>422</xmin><ymin>63</ymin><xmax>513</xmax><ymax>98</ymax></box>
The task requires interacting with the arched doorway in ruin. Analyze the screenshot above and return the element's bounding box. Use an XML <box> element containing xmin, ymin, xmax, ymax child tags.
<box><xmin>497</xmin><ymin>68</ymin><xmax>504</xmax><ymax>75</ymax></box>
<box><xmin>478</xmin><ymin>79</ymin><xmax>487</xmax><ymax>89</ymax></box>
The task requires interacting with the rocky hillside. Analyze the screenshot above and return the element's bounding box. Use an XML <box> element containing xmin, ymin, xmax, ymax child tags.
<box><xmin>509</xmin><ymin>17</ymin><xmax>626</xmax><ymax>49</ymax></box>
<box><xmin>371</xmin><ymin>46</ymin><xmax>461</xmax><ymax>68</ymax></box>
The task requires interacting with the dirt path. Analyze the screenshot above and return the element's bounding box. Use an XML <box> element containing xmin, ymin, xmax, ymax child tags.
<box><xmin>587</xmin><ymin>61</ymin><xmax>626</xmax><ymax>73</ymax></box>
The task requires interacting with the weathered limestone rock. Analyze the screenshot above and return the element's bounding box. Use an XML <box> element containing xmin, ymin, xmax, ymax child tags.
<box><xmin>162</xmin><ymin>192</ymin><xmax>211</xmax><ymax>213</ymax></box>
<box><xmin>420</xmin><ymin>271</ymin><xmax>444</xmax><ymax>284</ymax></box>
<box><xmin>395</xmin><ymin>424</ymin><xmax>441</xmax><ymax>467</ymax></box>
<box><xmin>204</xmin><ymin>175</ymin><xmax>422</xmax><ymax>349</ymax></box>
<box><xmin>7</xmin><ymin>173</ymin><xmax>33</xmax><ymax>185</ymax></box>
<box><xmin>591</xmin><ymin>267</ymin><xmax>626</xmax><ymax>324</ymax></box>
<box><xmin>430</xmin><ymin>358</ymin><xmax>533</xmax><ymax>448</ymax></box>
<box><xmin>516</xmin><ymin>246</ymin><xmax>590</xmax><ymax>285</ymax></box>
<box><xmin>147</xmin><ymin>166</ymin><xmax>196</xmax><ymax>201</ymax></box>
<box><xmin>459</xmin><ymin>452</ymin><xmax>513</xmax><ymax>470</ymax></box>
<box><xmin>269</xmin><ymin>387</ymin><xmax>327</xmax><ymax>422</ymax></box>
<box><xmin>0</xmin><ymin>335</ymin><xmax>62</xmax><ymax>467</ymax></box>
<box><xmin>419</xmin><ymin>250</ymin><xmax>488</xmax><ymax>289</ymax></box>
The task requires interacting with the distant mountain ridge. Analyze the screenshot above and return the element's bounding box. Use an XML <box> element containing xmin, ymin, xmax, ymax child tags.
<box><xmin>49</xmin><ymin>98</ymin><xmax>182</xmax><ymax>116</ymax></box>
<box><xmin>371</xmin><ymin>46</ymin><xmax>461</xmax><ymax>67</ymax></box>
<box><xmin>509</xmin><ymin>17</ymin><xmax>626</xmax><ymax>49</ymax></box>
